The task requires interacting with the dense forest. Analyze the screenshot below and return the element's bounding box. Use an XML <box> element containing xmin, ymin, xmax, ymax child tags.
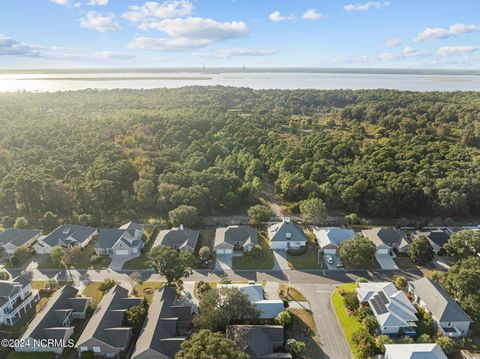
<box><xmin>0</xmin><ymin>87</ymin><xmax>479</xmax><ymax>227</ymax></box>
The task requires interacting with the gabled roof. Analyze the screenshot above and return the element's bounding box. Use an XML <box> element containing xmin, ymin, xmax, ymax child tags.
<box><xmin>132</xmin><ymin>286</ymin><xmax>192</xmax><ymax>359</ymax></box>
<box><xmin>268</xmin><ymin>219</ymin><xmax>306</xmax><ymax>243</ymax></box>
<box><xmin>42</xmin><ymin>224</ymin><xmax>96</xmax><ymax>247</ymax></box>
<box><xmin>119</xmin><ymin>222</ymin><xmax>144</xmax><ymax>233</ymax></box>
<box><xmin>20</xmin><ymin>285</ymin><xmax>88</xmax><ymax>341</ymax></box>
<box><xmin>0</xmin><ymin>275</ymin><xmax>30</xmax><ymax>299</ymax></box>
<box><xmin>409</xmin><ymin>278</ymin><xmax>471</xmax><ymax>323</ymax></box>
<box><xmin>218</xmin><ymin>283</ymin><xmax>264</xmax><ymax>302</ymax></box>
<box><xmin>226</xmin><ymin>325</ymin><xmax>291</xmax><ymax>359</ymax></box>
<box><xmin>96</xmin><ymin>228</ymin><xmax>138</xmax><ymax>249</ymax></box>
<box><xmin>384</xmin><ymin>344</ymin><xmax>448</xmax><ymax>359</ymax></box>
<box><xmin>76</xmin><ymin>285</ymin><xmax>142</xmax><ymax>350</ymax></box>
<box><xmin>357</xmin><ymin>282</ymin><xmax>417</xmax><ymax>328</ymax></box>
<box><xmin>0</xmin><ymin>228</ymin><xmax>41</xmax><ymax>247</ymax></box>
<box><xmin>362</xmin><ymin>227</ymin><xmax>409</xmax><ymax>248</ymax></box>
<box><xmin>214</xmin><ymin>226</ymin><xmax>258</xmax><ymax>249</ymax></box>
<box><xmin>154</xmin><ymin>227</ymin><xmax>199</xmax><ymax>251</ymax></box>
<box><xmin>315</xmin><ymin>227</ymin><xmax>356</xmax><ymax>248</ymax></box>
<box><xmin>412</xmin><ymin>230</ymin><xmax>450</xmax><ymax>247</ymax></box>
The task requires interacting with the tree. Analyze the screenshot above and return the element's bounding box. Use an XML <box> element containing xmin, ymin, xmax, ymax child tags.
<box><xmin>393</xmin><ymin>275</ymin><xmax>408</xmax><ymax>291</ymax></box>
<box><xmin>44</xmin><ymin>279</ymin><xmax>60</xmax><ymax>290</ymax></box>
<box><xmin>416</xmin><ymin>334</ymin><xmax>432</xmax><ymax>343</ymax></box>
<box><xmin>248</xmin><ymin>205</ymin><xmax>274</xmax><ymax>225</ymax></box>
<box><xmin>343</xmin><ymin>292</ymin><xmax>359</xmax><ymax>312</ymax></box>
<box><xmin>148</xmin><ymin>246</ymin><xmax>194</xmax><ymax>284</ymax></box>
<box><xmin>299</xmin><ymin>198</ymin><xmax>327</xmax><ymax>225</ymax></box>
<box><xmin>0</xmin><ymin>271</ymin><xmax>10</xmax><ymax>280</ymax></box>
<box><xmin>276</xmin><ymin>310</ymin><xmax>293</xmax><ymax>327</ymax></box>
<box><xmin>1</xmin><ymin>216</ymin><xmax>15</xmax><ymax>228</ymax></box>
<box><xmin>285</xmin><ymin>339</ymin><xmax>307</xmax><ymax>359</ymax></box>
<box><xmin>63</xmin><ymin>246</ymin><xmax>81</xmax><ymax>268</ymax></box>
<box><xmin>14</xmin><ymin>217</ymin><xmax>28</xmax><ymax>229</ymax></box>
<box><xmin>345</xmin><ymin>213</ymin><xmax>361</xmax><ymax>225</ymax></box>
<box><xmin>175</xmin><ymin>330</ymin><xmax>248</xmax><ymax>359</ymax></box>
<box><xmin>41</xmin><ymin>211</ymin><xmax>58</xmax><ymax>230</ymax></box>
<box><xmin>437</xmin><ymin>336</ymin><xmax>456</xmax><ymax>355</ymax></box>
<box><xmin>339</xmin><ymin>236</ymin><xmax>376</xmax><ymax>267</ymax></box>
<box><xmin>124</xmin><ymin>305</ymin><xmax>146</xmax><ymax>335</ymax></box>
<box><xmin>362</xmin><ymin>315</ymin><xmax>378</xmax><ymax>334</ymax></box>
<box><xmin>351</xmin><ymin>328</ymin><xmax>375</xmax><ymax>359</ymax></box>
<box><xmin>193</xmin><ymin>287</ymin><xmax>260</xmax><ymax>331</ymax></box>
<box><xmin>99</xmin><ymin>278</ymin><xmax>118</xmax><ymax>292</ymax></box>
<box><xmin>168</xmin><ymin>205</ymin><xmax>199</xmax><ymax>227</ymax></box>
<box><xmin>13</xmin><ymin>246</ymin><xmax>30</xmax><ymax>264</ymax></box>
<box><xmin>198</xmin><ymin>246</ymin><xmax>212</xmax><ymax>265</ymax></box>
<box><xmin>375</xmin><ymin>335</ymin><xmax>392</xmax><ymax>353</ymax></box>
<box><xmin>50</xmin><ymin>246</ymin><xmax>65</xmax><ymax>267</ymax></box>
<box><xmin>444</xmin><ymin>230</ymin><xmax>480</xmax><ymax>259</ymax></box>
<box><xmin>408</xmin><ymin>236</ymin><xmax>434</xmax><ymax>264</ymax></box>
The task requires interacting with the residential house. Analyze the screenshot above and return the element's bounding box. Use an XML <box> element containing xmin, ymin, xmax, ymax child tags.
<box><xmin>409</xmin><ymin>277</ymin><xmax>471</xmax><ymax>337</ymax></box>
<box><xmin>76</xmin><ymin>285</ymin><xmax>143</xmax><ymax>357</ymax></box>
<box><xmin>96</xmin><ymin>227</ymin><xmax>143</xmax><ymax>256</ymax></box>
<box><xmin>154</xmin><ymin>225</ymin><xmax>199</xmax><ymax>252</ymax></box>
<box><xmin>315</xmin><ymin>227</ymin><xmax>356</xmax><ymax>254</ymax></box>
<box><xmin>218</xmin><ymin>283</ymin><xmax>284</xmax><ymax>319</ymax></box>
<box><xmin>268</xmin><ymin>218</ymin><xmax>307</xmax><ymax>250</ymax></box>
<box><xmin>384</xmin><ymin>343</ymin><xmax>448</xmax><ymax>359</ymax></box>
<box><xmin>120</xmin><ymin>221</ymin><xmax>145</xmax><ymax>234</ymax></box>
<box><xmin>0</xmin><ymin>228</ymin><xmax>41</xmax><ymax>255</ymax></box>
<box><xmin>362</xmin><ymin>227</ymin><xmax>410</xmax><ymax>254</ymax></box>
<box><xmin>0</xmin><ymin>275</ymin><xmax>39</xmax><ymax>326</ymax></box>
<box><xmin>131</xmin><ymin>286</ymin><xmax>192</xmax><ymax>359</ymax></box>
<box><xmin>16</xmin><ymin>285</ymin><xmax>89</xmax><ymax>354</ymax></box>
<box><xmin>34</xmin><ymin>224</ymin><xmax>97</xmax><ymax>254</ymax></box>
<box><xmin>357</xmin><ymin>282</ymin><xmax>418</xmax><ymax>336</ymax></box>
<box><xmin>226</xmin><ymin>325</ymin><xmax>292</xmax><ymax>359</ymax></box>
<box><xmin>411</xmin><ymin>229</ymin><xmax>450</xmax><ymax>255</ymax></box>
<box><xmin>214</xmin><ymin>225</ymin><xmax>258</xmax><ymax>255</ymax></box>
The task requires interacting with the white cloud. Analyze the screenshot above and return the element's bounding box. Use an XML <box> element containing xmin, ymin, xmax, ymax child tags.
<box><xmin>437</xmin><ymin>45</ymin><xmax>480</xmax><ymax>57</ymax></box>
<box><xmin>344</xmin><ymin>1</ymin><xmax>390</xmax><ymax>12</ymax></box>
<box><xmin>384</xmin><ymin>38</ymin><xmax>401</xmax><ymax>47</ymax></box>
<box><xmin>193</xmin><ymin>48</ymin><xmax>277</xmax><ymax>59</ymax></box>
<box><xmin>50</xmin><ymin>0</ymin><xmax>69</xmax><ymax>5</ymax></box>
<box><xmin>123</xmin><ymin>1</ymin><xmax>193</xmax><ymax>22</ymax></box>
<box><xmin>269</xmin><ymin>11</ymin><xmax>295</xmax><ymax>22</ymax></box>
<box><xmin>302</xmin><ymin>9</ymin><xmax>323</xmax><ymax>20</ymax></box>
<box><xmin>414</xmin><ymin>23</ymin><xmax>480</xmax><ymax>42</ymax></box>
<box><xmin>74</xmin><ymin>2</ymin><xmax>81</xmax><ymax>8</ymax></box>
<box><xmin>378</xmin><ymin>46</ymin><xmax>429</xmax><ymax>61</ymax></box>
<box><xmin>80</xmin><ymin>11</ymin><xmax>122</xmax><ymax>32</ymax></box>
<box><xmin>88</xmin><ymin>0</ymin><xmax>108</xmax><ymax>5</ymax></box>
<box><xmin>127</xmin><ymin>36</ymin><xmax>209</xmax><ymax>51</ymax></box>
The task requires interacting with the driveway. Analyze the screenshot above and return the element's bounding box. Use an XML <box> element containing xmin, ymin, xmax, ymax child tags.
<box><xmin>273</xmin><ymin>250</ymin><xmax>289</xmax><ymax>270</ymax></box>
<box><xmin>375</xmin><ymin>253</ymin><xmax>399</xmax><ymax>270</ymax></box>
<box><xmin>324</xmin><ymin>254</ymin><xmax>343</xmax><ymax>270</ymax></box>
<box><xmin>295</xmin><ymin>283</ymin><xmax>353</xmax><ymax>359</ymax></box>
<box><xmin>109</xmin><ymin>253</ymin><xmax>140</xmax><ymax>270</ymax></box>
<box><xmin>215</xmin><ymin>254</ymin><xmax>233</xmax><ymax>270</ymax></box>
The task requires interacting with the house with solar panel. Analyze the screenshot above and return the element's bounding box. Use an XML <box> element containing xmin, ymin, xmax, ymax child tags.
<box><xmin>357</xmin><ymin>282</ymin><xmax>418</xmax><ymax>336</ymax></box>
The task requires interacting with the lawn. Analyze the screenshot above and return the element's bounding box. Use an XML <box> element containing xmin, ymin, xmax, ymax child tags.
<box><xmin>197</xmin><ymin>228</ymin><xmax>215</xmax><ymax>249</ymax></box>
<box><xmin>341</xmin><ymin>256</ymin><xmax>380</xmax><ymax>270</ymax></box>
<box><xmin>287</xmin><ymin>245</ymin><xmax>324</xmax><ymax>270</ymax></box>
<box><xmin>232</xmin><ymin>234</ymin><xmax>274</xmax><ymax>270</ymax></box>
<box><xmin>134</xmin><ymin>281</ymin><xmax>164</xmax><ymax>304</ymax></box>
<box><xmin>122</xmin><ymin>227</ymin><xmax>158</xmax><ymax>270</ymax></box>
<box><xmin>37</xmin><ymin>242</ymin><xmax>111</xmax><ymax>270</ymax></box>
<box><xmin>82</xmin><ymin>281</ymin><xmax>105</xmax><ymax>308</ymax></box>
<box><xmin>331</xmin><ymin>283</ymin><xmax>363</xmax><ymax>358</ymax></box>
<box><xmin>279</xmin><ymin>284</ymin><xmax>306</xmax><ymax>302</ymax></box>
<box><xmin>285</xmin><ymin>309</ymin><xmax>323</xmax><ymax>359</ymax></box>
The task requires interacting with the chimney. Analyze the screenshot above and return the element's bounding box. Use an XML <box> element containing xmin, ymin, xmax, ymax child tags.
<box><xmin>179</xmin><ymin>224</ymin><xmax>184</xmax><ymax>230</ymax></box>
<box><xmin>284</xmin><ymin>217</ymin><xmax>291</xmax><ymax>223</ymax></box>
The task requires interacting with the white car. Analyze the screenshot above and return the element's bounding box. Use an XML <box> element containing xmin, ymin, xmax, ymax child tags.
<box><xmin>326</xmin><ymin>255</ymin><xmax>333</xmax><ymax>264</ymax></box>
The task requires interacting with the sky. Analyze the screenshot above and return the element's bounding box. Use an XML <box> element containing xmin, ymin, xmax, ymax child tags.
<box><xmin>0</xmin><ymin>0</ymin><xmax>479</xmax><ymax>69</ymax></box>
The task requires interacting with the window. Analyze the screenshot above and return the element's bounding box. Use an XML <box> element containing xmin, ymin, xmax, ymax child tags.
<box><xmin>79</xmin><ymin>347</ymin><xmax>88</xmax><ymax>352</ymax></box>
<box><xmin>93</xmin><ymin>347</ymin><xmax>101</xmax><ymax>353</ymax></box>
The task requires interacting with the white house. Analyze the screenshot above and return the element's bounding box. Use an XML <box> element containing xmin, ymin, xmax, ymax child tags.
<box><xmin>357</xmin><ymin>282</ymin><xmax>418</xmax><ymax>336</ymax></box>
<box><xmin>409</xmin><ymin>278</ymin><xmax>471</xmax><ymax>337</ymax></box>
<box><xmin>214</xmin><ymin>225</ymin><xmax>258</xmax><ymax>255</ymax></box>
<box><xmin>315</xmin><ymin>227</ymin><xmax>356</xmax><ymax>254</ymax></box>
<box><xmin>0</xmin><ymin>228</ymin><xmax>41</xmax><ymax>255</ymax></box>
<box><xmin>34</xmin><ymin>224</ymin><xmax>97</xmax><ymax>254</ymax></box>
<box><xmin>268</xmin><ymin>218</ymin><xmax>307</xmax><ymax>250</ymax></box>
<box><xmin>362</xmin><ymin>227</ymin><xmax>410</xmax><ymax>254</ymax></box>
<box><xmin>0</xmin><ymin>275</ymin><xmax>39</xmax><ymax>326</ymax></box>
<box><xmin>96</xmin><ymin>223</ymin><xmax>144</xmax><ymax>256</ymax></box>
<box><xmin>384</xmin><ymin>343</ymin><xmax>447</xmax><ymax>359</ymax></box>
<box><xmin>218</xmin><ymin>283</ymin><xmax>284</xmax><ymax>319</ymax></box>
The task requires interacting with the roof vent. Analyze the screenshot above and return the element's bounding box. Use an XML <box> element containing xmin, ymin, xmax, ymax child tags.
<box><xmin>284</xmin><ymin>217</ymin><xmax>291</xmax><ymax>223</ymax></box>
<box><xmin>62</xmin><ymin>226</ymin><xmax>70</xmax><ymax>235</ymax></box>
<box><xmin>179</xmin><ymin>224</ymin><xmax>184</xmax><ymax>230</ymax></box>
<box><xmin>286</xmin><ymin>232</ymin><xmax>292</xmax><ymax>239</ymax></box>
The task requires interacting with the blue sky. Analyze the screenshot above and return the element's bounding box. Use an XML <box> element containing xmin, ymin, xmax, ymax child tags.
<box><xmin>1</xmin><ymin>0</ymin><xmax>479</xmax><ymax>68</ymax></box>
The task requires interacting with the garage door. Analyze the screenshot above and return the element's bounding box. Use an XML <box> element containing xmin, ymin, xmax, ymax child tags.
<box><xmin>217</xmin><ymin>249</ymin><xmax>232</xmax><ymax>254</ymax></box>
<box><xmin>323</xmin><ymin>248</ymin><xmax>337</xmax><ymax>255</ymax></box>
<box><xmin>115</xmin><ymin>249</ymin><xmax>129</xmax><ymax>255</ymax></box>
<box><xmin>377</xmin><ymin>248</ymin><xmax>389</xmax><ymax>255</ymax></box>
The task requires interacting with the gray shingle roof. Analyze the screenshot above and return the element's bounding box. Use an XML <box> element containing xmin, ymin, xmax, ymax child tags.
<box><xmin>43</xmin><ymin>224</ymin><xmax>96</xmax><ymax>247</ymax></box>
<box><xmin>119</xmin><ymin>222</ymin><xmax>144</xmax><ymax>233</ymax></box>
<box><xmin>0</xmin><ymin>228</ymin><xmax>40</xmax><ymax>247</ymax></box>
<box><xmin>362</xmin><ymin>227</ymin><xmax>409</xmax><ymax>248</ymax></box>
<box><xmin>214</xmin><ymin>226</ymin><xmax>258</xmax><ymax>249</ymax></box>
<box><xmin>76</xmin><ymin>285</ymin><xmax>142</xmax><ymax>350</ymax></box>
<box><xmin>413</xmin><ymin>230</ymin><xmax>450</xmax><ymax>247</ymax></box>
<box><xmin>410</xmin><ymin>278</ymin><xmax>472</xmax><ymax>323</ymax></box>
<box><xmin>132</xmin><ymin>286</ymin><xmax>192</xmax><ymax>359</ymax></box>
<box><xmin>154</xmin><ymin>228</ymin><xmax>199</xmax><ymax>251</ymax></box>
<box><xmin>268</xmin><ymin>220</ymin><xmax>306</xmax><ymax>242</ymax></box>
<box><xmin>96</xmin><ymin>228</ymin><xmax>137</xmax><ymax>249</ymax></box>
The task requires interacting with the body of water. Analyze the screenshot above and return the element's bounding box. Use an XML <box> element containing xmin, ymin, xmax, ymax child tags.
<box><xmin>1</xmin><ymin>71</ymin><xmax>480</xmax><ymax>92</ymax></box>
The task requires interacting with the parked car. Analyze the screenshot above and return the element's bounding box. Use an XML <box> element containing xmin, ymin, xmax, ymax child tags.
<box><xmin>326</xmin><ymin>255</ymin><xmax>333</xmax><ymax>264</ymax></box>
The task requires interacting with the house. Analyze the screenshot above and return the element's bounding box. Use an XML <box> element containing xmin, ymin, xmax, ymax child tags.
<box><xmin>384</xmin><ymin>343</ymin><xmax>447</xmax><ymax>359</ymax></box>
<box><xmin>132</xmin><ymin>286</ymin><xmax>192</xmax><ymax>359</ymax></box>
<box><xmin>0</xmin><ymin>275</ymin><xmax>40</xmax><ymax>326</ymax></box>
<box><xmin>96</xmin><ymin>227</ymin><xmax>143</xmax><ymax>256</ymax></box>
<box><xmin>409</xmin><ymin>277</ymin><xmax>471</xmax><ymax>337</ymax></box>
<box><xmin>362</xmin><ymin>227</ymin><xmax>409</xmax><ymax>254</ymax></box>
<box><xmin>226</xmin><ymin>325</ymin><xmax>292</xmax><ymax>359</ymax></box>
<box><xmin>357</xmin><ymin>282</ymin><xmax>418</xmax><ymax>336</ymax></box>
<box><xmin>16</xmin><ymin>285</ymin><xmax>89</xmax><ymax>354</ymax></box>
<box><xmin>268</xmin><ymin>218</ymin><xmax>307</xmax><ymax>250</ymax></box>
<box><xmin>214</xmin><ymin>225</ymin><xmax>258</xmax><ymax>255</ymax></box>
<box><xmin>120</xmin><ymin>221</ymin><xmax>145</xmax><ymax>234</ymax></box>
<box><xmin>76</xmin><ymin>285</ymin><xmax>143</xmax><ymax>357</ymax></box>
<box><xmin>34</xmin><ymin>224</ymin><xmax>97</xmax><ymax>254</ymax></box>
<box><xmin>154</xmin><ymin>225</ymin><xmax>199</xmax><ymax>252</ymax></box>
<box><xmin>218</xmin><ymin>283</ymin><xmax>284</xmax><ymax>319</ymax></box>
<box><xmin>411</xmin><ymin>229</ymin><xmax>450</xmax><ymax>255</ymax></box>
<box><xmin>315</xmin><ymin>227</ymin><xmax>356</xmax><ymax>254</ymax></box>
<box><xmin>0</xmin><ymin>228</ymin><xmax>41</xmax><ymax>255</ymax></box>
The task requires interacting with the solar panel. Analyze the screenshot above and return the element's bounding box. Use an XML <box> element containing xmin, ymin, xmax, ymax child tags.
<box><xmin>378</xmin><ymin>291</ymin><xmax>390</xmax><ymax>304</ymax></box>
<box><xmin>370</xmin><ymin>296</ymin><xmax>388</xmax><ymax>315</ymax></box>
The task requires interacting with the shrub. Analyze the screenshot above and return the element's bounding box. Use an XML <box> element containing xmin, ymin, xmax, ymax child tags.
<box><xmin>397</xmin><ymin>336</ymin><xmax>414</xmax><ymax>344</ymax></box>
<box><xmin>343</xmin><ymin>292</ymin><xmax>359</xmax><ymax>312</ymax></box>
<box><xmin>375</xmin><ymin>335</ymin><xmax>392</xmax><ymax>353</ymax></box>
<box><xmin>90</xmin><ymin>254</ymin><xmax>102</xmax><ymax>265</ymax></box>
<box><xmin>219</xmin><ymin>277</ymin><xmax>232</xmax><ymax>284</ymax></box>
<box><xmin>99</xmin><ymin>278</ymin><xmax>118</xmax><ymax>292</ymax></box>
<box><xmin>276</xmin><ymin>310</ymin><xmax>293</xmax><ymax>327</ymax></box>
<box><xmin>437</xmin><ymin>336</ymin><xmax>456</xmax><ymax>355</ymax></box>
<box><xmin>362</xmin><ymin>315</ymin><xmax>378</xmax><ymax>335</ymax></box>
<box><xmin>416</xmin><ymin>334</ymin><xmax>432</xmax><ymax>343</ymax></box>
<box><xmin>287</xmin><ymin>247</ymin><xmax>307</xmax><ymax>256</ymax></box>
<box><xmin>356</xmin><ymin>305</ymin><xmax>373</xmax><ymax>321</ymax></box>
<box><xmin>393</xmin><ymin>275</ymin><xmax>408</xmax><ymax>291</ymax></box>
<box><xmin>0</xmin><ymin>271</ymin><xmax>10</xmax><ymax>280</ymax></box>
<box><xmin>80</xmin><ymin>352</ymin><xmax>94</xmax><ymax>359</ymax></box>
<box><xmin>285</xmin><ymin>339</ymin><xmax>307</xmax><ymax>359</ymax></box>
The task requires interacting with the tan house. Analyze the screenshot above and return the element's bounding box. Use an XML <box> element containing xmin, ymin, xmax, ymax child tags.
<box><xmin>214</xmin><ymin>225</ymin><xmax>258</xmax><ymax>255</ymax></box>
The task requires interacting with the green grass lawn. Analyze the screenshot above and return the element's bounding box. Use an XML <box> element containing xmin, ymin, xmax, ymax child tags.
<box><xmin>341</xmin><ymin>256</ymin><xmax>380</xmax><ymax>270</ymax></box>
<box><xmin>122</xmin><ymin>227</ymin><xmax>158</xmax><ymax>270</ymax></box>
<box><xmin>232</xmin><ymin>234</ymin><xmax>274</xmax><ymax>270</ymax></box>
<box><xmin>285</xmin><ymin>309</ymin><xmax>323</xmax><ymax>359</ymax></box>
<box><xmin>331</xmin><ymin>283</ymin><xmax>363</xmax><ymax>358</ymax></box>
<box><xmin>278</xmin><ymin>284</ymin><xmax>306</xmax><ymax>302</ymax></box>
<box><xmin>37</xmin><ymin>242</ymin><xmax>111</xmax><ymax>270</ymax></box>
<box><xmin>287</xmin><ymin>246</ymin><xmax>324</xmax><ymax>270</ymax></box>
<box><xmin>134</xmin><ymin>281</ymin><xmax>164</xmax><ymax>304</ymax></box>
<box><xmin>82</xmin><ymin>281</ymin><xmax>105</xmax><ymax>308</ymax></box>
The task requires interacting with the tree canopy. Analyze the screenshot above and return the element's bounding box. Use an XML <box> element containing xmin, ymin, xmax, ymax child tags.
<box><xmin>148</xmin><ymin>245</ymin><xmax>195</xmax><ymax>284</ymax></box>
